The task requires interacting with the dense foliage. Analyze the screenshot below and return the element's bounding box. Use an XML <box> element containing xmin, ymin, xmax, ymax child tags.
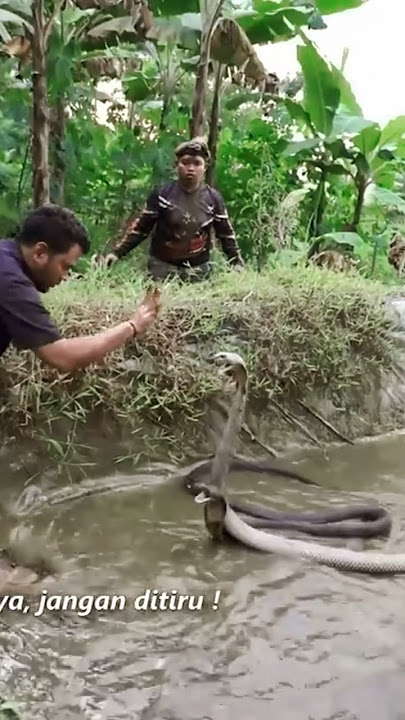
<box><xmin>0</xmin><ymin>0</ymin><xmax>404</xmax><ymax>282</ymax></box>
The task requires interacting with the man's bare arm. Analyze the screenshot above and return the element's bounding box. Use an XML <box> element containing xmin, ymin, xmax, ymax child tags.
<box><xmin>36</xmin><ymin>322</ymin><xmax>135</xmax><ymax>372</ymax></box>
<box><xmin>36</xmin><ymin>291</ymin><xmax>161</xmax><ymax>373</ymax></box>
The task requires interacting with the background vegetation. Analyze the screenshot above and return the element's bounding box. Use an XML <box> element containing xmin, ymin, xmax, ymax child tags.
<box><xmin>0</xmin><ymin>0</ymin><xmax>404</xmax><ymax>281</ymax></box>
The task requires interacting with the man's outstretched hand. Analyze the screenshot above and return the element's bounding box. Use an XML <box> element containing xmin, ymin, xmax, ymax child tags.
<box><xmin>130</xmin><ymin>287</ymin><xmax>162</xmax><ymax>336</ymax></box>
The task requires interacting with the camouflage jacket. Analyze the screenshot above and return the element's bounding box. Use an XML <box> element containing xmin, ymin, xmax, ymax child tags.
<box><xmin>113</xmin><ymin>181</ymin><xmax>243</xmax><ymax>267</ymax></box>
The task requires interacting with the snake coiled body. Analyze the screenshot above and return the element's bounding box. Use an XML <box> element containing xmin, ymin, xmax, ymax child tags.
<box><xmin>222</xmin><ymin>501</ymin><xmax>405</xmax><ymax>574</ymax></box>
<box><xmin>194</xmin><ymin>352</ymin><xmax>405</xmax><ymax>575</ymax></box>
<box><xmin>182</xmin><ymin>454</ymin><xmax>392</xmax><ymax>539</ymax></box>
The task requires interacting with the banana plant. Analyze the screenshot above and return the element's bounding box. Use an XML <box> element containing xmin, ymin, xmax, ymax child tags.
<box><xmin>119</xmin><ymin>1</ymin><xmax>366</xmax><ymax>138</ymax></box>
<box><xmin>1</xmin><ymin>0</ymin><xmax>153</xmax><ymax>206</ymax></box>
<box><xmin>282</xmin><ymin>30</ymin><xmax>405</xmax><ymax>263</ymax></box>
<box><xmin>46</xmin><ymin>6</ymin><xmax>151</xmax><ymax>203</ymax></box>
<box><xmin>146</xmin><ymin>0</ymin><xmax>368</xmax><ymax>56</ymax></box>
<box><xmin>121</xmin><ymin>40</ymin><xmax>190</xmax><ymax>131</ymax></box>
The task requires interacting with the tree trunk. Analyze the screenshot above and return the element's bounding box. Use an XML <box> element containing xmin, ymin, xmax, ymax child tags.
<box><xmin>159</xmin><ymin>93</ymin><xmax>170</xmax><ymax>132</ymax></box>
<box><xmin>349</xmin><ymin>173</ymin><xmax>367</xmax><ymax>232</ymax></box>
<box><xmin>308</xmin><ymin>167</ymin><xmax>327</xmax><ymax>241</ymax></box>
<box><xmin>50</xmin><ymin>96</ymin><xmax>66</xmax><ymax>204</ymax></box>
<box><xmin>31</xmin><ymin>0</ymin><xmax>50</xmax><ymax>206</ymax></box>
<box><xmin>307</xmin><ymin>166</ymin><xmax>328</xmax><ymax>258</ymax></box>
<box><xmin>190</xmin><ymin>38</ymin><xmax>211</xmax><ymax>138</ymax></box>
<box><xmin>189</xmin><ymin>0</ymin><xmax>224</xmax><ymax>138</ymax></box>
<box><xmin>206</xmin><ymin>62</ymin><xmax>223</xmax><ymax>186</ymax></box>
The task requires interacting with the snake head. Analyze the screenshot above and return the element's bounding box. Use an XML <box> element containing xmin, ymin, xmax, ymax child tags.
<box><xmin>194</xmin><ymin>483</ymin><xmax>223</xmax><ymax>504</ymax></box>
<box><xmin>210</xmin><ymin>351</ymin><xmax>248</xmax><ymax>388</ymax></box>
<box><xmin>194</xmin><ymin>486</ymin><xmax>227</xmax><ymax>542</ymax></box>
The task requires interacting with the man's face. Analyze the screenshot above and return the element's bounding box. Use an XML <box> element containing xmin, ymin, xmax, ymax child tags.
<box><xmin>176</xmin><ymin>154</ymin><xmax>206</xmax><ymax>190</ymax></box>
<box><xmin>27</xmin><ymin>242</ymin><xmax>83</xmax><ymax>292</ymax></box>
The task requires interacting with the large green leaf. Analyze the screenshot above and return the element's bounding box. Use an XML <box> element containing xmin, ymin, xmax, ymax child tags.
<box><xmin>332</xmin><ymin>113</ymin><xmax>377</xmax><ymax>138</ymax></box>
<box><xmin>80</xmin><ymin>45</ymin><xmax>143</xmax><ymax>61</ymax></box>
<box><xmin>395</xmin><ymin>139</ymin><xmax>405</xmax><ymax>160</ymax></box>
<box><xmin>280</xmin><ymin>187</ymin><xmax>310</xmax><ymax>210</ymax></box>
<box><xmin>236</xmin><ymin>5</ymin><xmax>313</xmax><ymax>45</ymax></box>
<box><xmin>179</xmin><ymin>54</ymin><xmax>200</xmax><ymax>70</ymax></box>
<box><xmin>284</xmin><ymin>98</ymin><xmax>313</xmax><ymax>129</ymax></box>
<box><xmin>378</xmin><ymin>115</ymin><xmax>405</xmax><ymax>151</ymax></box>
<box><xmin>122</xmin><ymin>70</ymin><xmax>157</xmax><ymax>102</ymax></box>
<box><xmin>147</xmin><ymin>14</ymin><xmax>201</xmax><ymax>51</ymax></box>
<box><xmin>225</xmin><ymin>90</ymin><xmax>262</xmax><ymax>110</ymax></box>
<box><xmin>297</xmin><ymin>40</ymin><xmax>340</xmax><ymax>135</ymax></box>
<box><xmin>327</xmin><ymin>162</ymin><xmax>349</xmax><ymax>175</ymax></box>
<box><xmin>284</xmin><ymin>137</ymin><xmax>321</xmax><ymax>155</ymax></box>
<box><xmin>85</xmin><ymin>11</ymin><xmax>201</xmax><ymax>52</ymax></box>
<box><xmin>353</xmin><ymin>124</ymin><xmax>381</xmax><ymax>157</ymax></box>
<box><xmin>0</xmin><ymin>7</ymin><xmax>31</xmax><ymax>41</ymax></box>
<box><xmin>315</xmin><ymin>0</ymin><xmax>365</xmax><ymax>12</ymax></box>
<box><xmin>236</xmin><ymin>0</ymin><xmax>366</xmax><ymax>45</ymax></box>
<box><xmin>317</xmin><ymin>231</ymin><xmax>364</xmax><ymax>247</ymax></box>
<box><xmin>364</xmin><ymin>184</ymin><xmax>405</xmax><ymax>213</ymax></box>
<box><xmin>61</xmin><ymin>7</ymin><xmax>98</xmax><ymax>26</ymax></box>
<box><xmin>149</xmin><ymin>0</ymin><xmax>198</xmax><ymax>16</ymax></box>
<box><xmin>370</xmin><ymin>157</ymin><xmax>396</xmax><ymax>190</ymax></box>
<box><xmin>253</xmin><ymin>0</ymin><xmax>292</xmax><ymax>9</ymax></box>
<box><xmin>325</xmin><ymin>137</ymin><xmax>354</xmax><ymax>159</ymax></box>
<box><xmin>87</xmin><ymin>16</ymin><xmax>136</xmax><ymax>38</ymax></box>
<box><xmin>0</xmin><ymin>0</ymin><xmax>32</xmax><ymax>17</ymax></box>
<box><xmin>330</xmin><ymin>61</ymin><xmax>362</xmax><ymax>115</ymax></box>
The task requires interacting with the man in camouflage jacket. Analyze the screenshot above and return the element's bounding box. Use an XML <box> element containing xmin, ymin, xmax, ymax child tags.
<box><xmin>104</xmin><ymin>138</ymin><xmax>244</xmax><ymax>281</ymax></box>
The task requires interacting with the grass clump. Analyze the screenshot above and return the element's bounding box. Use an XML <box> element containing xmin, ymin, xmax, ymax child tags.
<box><xmin>0</xmin><ymin>262</ymin><xmax>395</xmax><ymax>459</ymax></box>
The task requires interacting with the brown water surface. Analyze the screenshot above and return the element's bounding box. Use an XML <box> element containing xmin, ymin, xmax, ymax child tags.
<box><xmin>1</xmin><ymin>434</ymin><xmax>405</xmax><ymax>719</ymax></box>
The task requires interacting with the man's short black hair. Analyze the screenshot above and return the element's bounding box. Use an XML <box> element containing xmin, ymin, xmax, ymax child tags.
<box><xmin>17</xmin><ymin>204</ymin><xmax>90</xmax><ymax>254</ymax></box>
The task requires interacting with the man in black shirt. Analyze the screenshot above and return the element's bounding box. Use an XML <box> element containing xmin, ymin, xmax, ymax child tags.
<box><xmin>103</xmin><ymin>138</ymin><xmax>244</xmax><ymax>281</ymax></box>
<box><xmin>0</xmin><ymin>205</ymin><xmax>160</xmax><ymax>373</ymax></box>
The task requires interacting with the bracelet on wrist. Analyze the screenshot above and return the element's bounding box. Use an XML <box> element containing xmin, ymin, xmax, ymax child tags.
<box><xmin>128</xmin><ymin>320</ymin><xmax>137</xmax><ymax>338</ymax></box>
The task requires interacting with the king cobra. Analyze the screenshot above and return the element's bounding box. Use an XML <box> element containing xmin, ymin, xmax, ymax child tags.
<box><xmin>189</xmin><ymin>352</ymin><xmax>405</xmax><ymax>575</ymax></box>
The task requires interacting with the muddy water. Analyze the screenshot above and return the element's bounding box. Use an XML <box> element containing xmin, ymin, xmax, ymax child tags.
<box><xmin>2</xmin><ymin>435</ymin><xmax>405</xmax><ymax>719</ymax></box>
